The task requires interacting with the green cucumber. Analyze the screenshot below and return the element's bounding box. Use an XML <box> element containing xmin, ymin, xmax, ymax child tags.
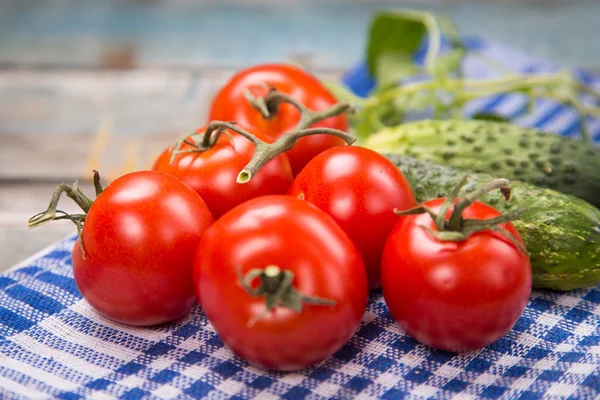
<box><xmin>365</xmin><ymin>120</ymin><xmax>600</xmax><ymax>208</ymax></box>
<box><xmin>385</xmin><ymin>154</ymin><xmax>600</xmax><ymax>291</ymax></box>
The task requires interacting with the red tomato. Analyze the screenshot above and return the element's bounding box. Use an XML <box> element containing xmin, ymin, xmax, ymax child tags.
<box><xmin>72</xmin><ymin>171</ymin><xmax>214</xmax><ymax>326</ymax></box>
<box><xmin>152</xmin><ymin>125</ymin><xmax>293</xmax><ymax>218</ymax></box>
<box><xmin>194</xmin><ymin>195</ymin><xmax>368</xmax><ymax>371</ymax></box>
<box><xmin>208</xmin><ymin>63</ymin><xmax>349</xmax><ymax>175</ymax></box>
<box><xmin>381</xmin><ymin>198</ymin><xmax>531</xmax><ymax>352</ymax></box>
<box><xmin>287</xmin><ymin>146</ymin><xmax>416</xmax><ymax>289</ymax></box>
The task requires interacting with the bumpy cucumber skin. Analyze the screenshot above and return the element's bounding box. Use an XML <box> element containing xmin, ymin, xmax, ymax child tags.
<box><xmin>366</xmin><ymin>120</ymin><xmax>600</xmax><ymax>208</ymax></box>
<box><xmin>385</xmin><ymin>154</ymin><xmax>600</xmax><ymax>291</ymax></box>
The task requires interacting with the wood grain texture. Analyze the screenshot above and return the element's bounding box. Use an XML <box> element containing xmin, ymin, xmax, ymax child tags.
<box><xmin>0</xmin><ymin>68</ymin><xmax>343</xmax><ymax>271</ymax></box>
<box><xmin>1</xmin><ymin>0</ymin><xmax>599</xmax><ymax>271</ymax></box>
<box><xmin>1</xmin><ymin>0</ymin><xmax>599</xmax><ymax>69</ymax></box>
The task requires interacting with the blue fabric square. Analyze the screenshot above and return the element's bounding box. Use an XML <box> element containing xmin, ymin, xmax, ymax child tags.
<box><xmin>36</xmin><ymin>271</ymin><xmax>81</xmax><ymax>297</ymax></box>
<box><xmin>584</xmin><ymin>290</ymin><xmax>600</xmax><ymax>304</ymax></box>
<box><xmin>151</xmin><ymin>369</ymin><xmax>179</xmax><ymax>384</ymax></box>
<box><xmin>308</xmin><ymin>368</ymin><xmax>335</xmax><ymax>381</ymax></box>
<box><xmin>4</xmin><ymin>283</ymin><xmax>67</xmax><ymax>314</ymax></box>
<box><xmin>545</xmin><ymin>326</ymin><xmax>571</xmax><ymax>343</ymax></box>
<box><xmin>85</xmin><ymin>378</ymin><xmax>112</xmax><ymax>390</ymax></box>
<box><xmin>564</xmin><ymin>308</ymin><xmax>591</xmax><ymax>323</ymax></box>
<box><xmin>184</xmin><ymin>380</ymin><xmax>214</xmax><ymax>399</ymax></box>
<box><xmin>465</xmin><ymin>358</ymin><xmax>492</xmax><ymax>373</ymax></box>
<box><xmin>427</xmin><ymin>351</ymin><xmax>454</xmax><ymax>364</ymax></box>
<box><xmin>116</xmin><ymin>361</ymin><xmax>144</xmax><ymax>376</ymax></box>
<box><xmin>368</xmin><ymin>355</ymin><xmax>395</xmax><ymax>372</ymax></box>
<box><xmin>583</xmin><ymin>374</ymin><xmax>600</xmax><ymax>391</ymax></box>
<box><xmin>213</xmin><ymin>361</ymin><xmax>242</xmax><ymax>379</ymax></box>
<box><xmin>249</xmin><ymin>376</ymin><xmax>274</xmax><ymax>390</ymax></box>
<box><xmin>481</xmin><ymin>386</ymin><xmax>506</xmax><ymax>399</ymax></box>
<box><xmin>517</xmin><ymin>391</ymin><xmax>542</xmax><ymax>400</ymax></box>
<box><xmin>357</xmin><ymin>323</ymin><xmax>385</xmax><ymax>340</ymax></box>
<box><xmin>146</xmin><ymin>342</ymin><xmax>175</xmax><ymax>357</ymax></box>
<box><xmin>580</xmin><ymin>336</ymin><xmax>599</xmax><ymax>346</ymax></box>
<box><xmin>0</xmin><ymin>307</ymin><xmax>36</xmax><ymax>333</ymax></box>
<box><xmin>345</xmin><ymin>376</ymin><xmax>372</xmax><ymax>392</ymax></box>
<box><xmin>526</xmin><ymin>347</ymin><xmax>550</xmax><ymax>360</ymax></box>
<box><xmin>282</xmin><ymin>386</ymin><xmax>310</xmax><ymax>400</ymax></box>
<box><xmin>0</xmin><ymin>277</ymin><xmax>15</xmax><ymax>289</ymax></box>
<box><xmin>390</xmin><ymin>337</ymin><xmax>417</xmax><ymax>353</ymax></box>
<box><xmin>173</xmin><ymin>323</ymin><xmax>201</xmax><ymax>339</ymax></box>
<box><xmin>444</xmin><ymin>379</ymin><xmax>469</xmax><ymax>392</ymax></box>
<box><xmin>512</xmin><ymin>317</ymin><xmax>534</xmax><ymax>332</ymax></box>
<box><xmin>122</xmin><ymin>388</ymin><xmax>148</xmax><ymax>400</ymax></box>
<box><xmin>538</xmin><ymin>370</ymin><xmax>564</xmax><ymax>381</ymax></box>
<box><xmin>487</xmin><ymin>338</ymin><xmax>515</xmax><ymax>354</ymax></box>
<box><xmin>530</xmin><ymin>298</ymin><xmax>553</xmax><ymax>312</ymax></box>
<box><xmin>505</xmin><ymin>366</ymin><xmax>528</xmax><ymax>378</ymax></box>
<box><xmin>404</xmin><ymin>368</ymin><xmax>431</xmax><ymax>384</ymax></box>
<box><xmin>382</xmin><ymin>388</ymin><xmax>407</xmax><ymax>399</ymax></box>
<box><xmin>560</xmin><ymin>352</ymin><xmax>584</xmax><ymax>362</ymax></box>
<box><xmin>57</xmin><ymin>393</ymin><xmax>83</xmax><ymax>400</ymax></box>
<box><xmin>206</xmin><ymin>335</ymin><xmax>223</xmax><ymax>347</ymax></box>
<box><xmin>334</xmin><ymin>344</ymin><xmax>361</xmax><ymax>362</ymax></box>
<box><xmin>181</xmin><ymin>350</ymin><xmax>208</xmax><ymax>364</ymax></box>
<box><xmin>14</xmin><ymin>266</ymin><xmax>43</xmax><ymax>276</ymax></box>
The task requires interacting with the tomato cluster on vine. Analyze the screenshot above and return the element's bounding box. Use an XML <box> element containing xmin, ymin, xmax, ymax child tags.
<box><xmin>29</xmin><ymin>63</ymin><xmax>531</xmax><ymax>371</ymax></box>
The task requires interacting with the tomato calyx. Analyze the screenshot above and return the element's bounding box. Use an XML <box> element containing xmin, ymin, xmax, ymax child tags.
<box><xmin>237</xmin><ymin>265</ymin><xmax>336</xmax><ymax>327</ymax></box>
<box><xmin>28</xmin><ymin>170</ymin><xmax>104</xmax><ymax>258</ymax></box>
<box><xmin>203</xmin><ymin>121</ymin><xmax>355</xmax><ymax>184</ymax></box>
<box><xmin>396</xmin><ymin>175</ymin><xmax>529</xmax><ymax>254</ymax></box>
<box><xmin>168</xmin><ymin>125</ymin><xmax>237</xmax><ymax>164</ymax></box>
<box><xmin>244</xmin><ymin>86</ymin><xmax>355</xmax><ymax>130</ymax></box>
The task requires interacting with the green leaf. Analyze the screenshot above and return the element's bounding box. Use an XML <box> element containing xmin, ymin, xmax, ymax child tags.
<box><xmin>433</xmin><ymin>48</ymin><xmax>466</xmax><ymax>81</ymax></box>
<box><xmin>375</xmin><ymin>52</ymin><xmax>422</xmax><ymax>87</ymax></box>
<box><xmin>367</xmin><ymin>10</ymin><xmax>434</xmax><ymax>86</ymax></box>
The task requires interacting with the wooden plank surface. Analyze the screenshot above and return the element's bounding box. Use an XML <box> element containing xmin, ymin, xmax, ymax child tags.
<box><xmin>1</xmin><ymin>0</ymin><xmax>600</xmax><ymax>272</ymax></box>
<box><xmin>0</xmin><ymin>68</ymin><xmax>343</xmax><ymax>272</ymax></box>
<box><xmin>1</xmin><ymin>0</ymin><xmax>599</xmax><ymax>69</ymax></box>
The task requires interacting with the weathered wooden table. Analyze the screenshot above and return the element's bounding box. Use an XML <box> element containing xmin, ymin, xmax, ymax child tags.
<box><xmin>1</xmin><ymin>0</ymin><xmax>599</xmax><ymax>271</ymax></box>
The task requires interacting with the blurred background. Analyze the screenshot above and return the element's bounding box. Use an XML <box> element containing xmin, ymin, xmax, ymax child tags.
<box><xmin>1</xmin><ymin>0</ymin><xmax>599</xmax><ymax>271</ymax></box>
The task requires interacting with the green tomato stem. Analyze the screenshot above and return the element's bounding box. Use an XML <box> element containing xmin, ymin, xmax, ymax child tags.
<box><xmin>205</xmin><ymin>121</ymin><xmax>355</xmax><ymax>184</ymax></box>
<box><xmin>395</xmin><ymin>176</ymin><xmax>528</xmax><ymax>255</ymax></box>
<box><xmin>237</xmin><ymin>265</ymin><xmax>336</xmax><ymax>327</ymax></box>
<box><xmin>27</xmin><ymin>171</ymin><xmax>105</xmax><ymax>259</ymax></box>
<box><xmin>245</xmin><ymin>87</ymin><xmax>356</xmax><ymax>131</ymax></box>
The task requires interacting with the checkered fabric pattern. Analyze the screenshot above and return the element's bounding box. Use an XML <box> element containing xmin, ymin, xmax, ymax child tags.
<box><xmin>1</xmin><ymin>38</ymin><xmax>600</xmax><ymax>399</ymax></box>
<box><xmin>0</xmin><ymin>236</ymin><xmax>599</xmax><ymax>399</ymax></box>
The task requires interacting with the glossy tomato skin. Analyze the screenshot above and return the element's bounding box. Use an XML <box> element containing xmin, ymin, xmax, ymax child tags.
<box><xmin>381</xmin><ymin>198</ymin><xmax>531</xmax><ymax>353</ymax></box>
<box><xmin>287</xmin><ymin>146</ymin><xmax>416</xmax><ymax>289</ymax></box>
<box><xmin>152</xmin><ymin>126</ymin><xmax>293</xmax><ymax>218</ymax></box>
<box><xmin>72</xmin><ymin>171</ymin><xmax>214</xmax><ymax>326</ymax></box>
<box><xmin>194</xmin><ymin>195</ymin><xmax>368</xmax><ymax>371</ymax></box>
<box><xmin>208</xmin><ymin>64</ymin><xmax>349</xmax><ymax>175</ymax></box>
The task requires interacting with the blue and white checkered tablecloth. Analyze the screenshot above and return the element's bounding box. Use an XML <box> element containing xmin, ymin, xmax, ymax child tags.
<box><xmin>1</xmin><ymin>38</ymin><xmax>600</xmax><ymax>399</ymax></box>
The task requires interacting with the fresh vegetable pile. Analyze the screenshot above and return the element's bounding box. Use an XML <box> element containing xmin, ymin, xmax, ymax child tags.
<box><xmin>29</xmin><ymin>10</ymin><xmax>600</xmax><ymax>372</ymax></box>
